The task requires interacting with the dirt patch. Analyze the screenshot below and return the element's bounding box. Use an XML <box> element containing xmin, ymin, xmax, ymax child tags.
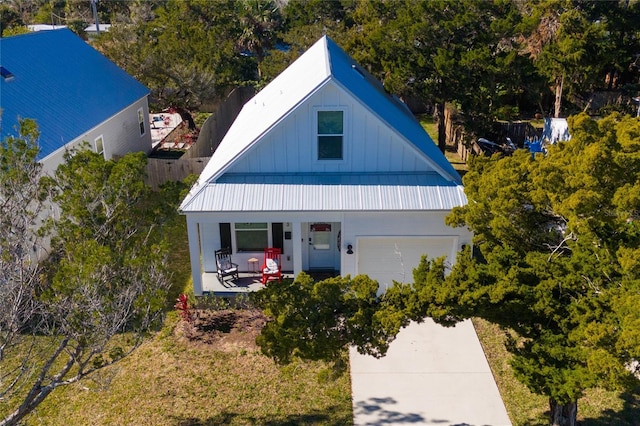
<box><xmin>175</xmin><ymin>309</ymin><xmax>267</xmax><ymax>352</ymax></box>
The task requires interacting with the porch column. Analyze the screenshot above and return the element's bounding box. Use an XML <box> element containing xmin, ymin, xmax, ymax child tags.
<box><xmin>292</xmin><ymin>220</ymin><xmax>303</xmax><ymax>278</ymax></box>
<box><xmin>186</xmin><ymin>216</ymin><xmax>203</xmax><ymax>296</ymax></box>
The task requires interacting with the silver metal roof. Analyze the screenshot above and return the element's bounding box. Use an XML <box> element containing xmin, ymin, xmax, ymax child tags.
<box><xmin>180</xmin><ymin>173</ymin><xmax>467</xmax><ymax>213</ymax></box>
<box><xmin>180</xmin><ymin>36</ymin><xmax>464</xmax><ymax>213</ymax></box>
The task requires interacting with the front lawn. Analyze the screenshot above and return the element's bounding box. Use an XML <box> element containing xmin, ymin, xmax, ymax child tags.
<box><xmin>24</xmin><ymin>173</ymin><xmax>639</xmax><ymax>426</ymax></box>
<box><xmin>30</xmin><ymin>313</ymin><xmax>352</xmax><ymax>425</ymax></box>
<box><xmin>24</xmin><ymin>181</ymin><xmax>353</xmax><ymax>425</ymax></box>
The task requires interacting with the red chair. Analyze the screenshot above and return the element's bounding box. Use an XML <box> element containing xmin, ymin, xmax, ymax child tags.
<box><xmin>261</xmin><ymin>247</ymin><xmax>282</xmax><ymax>285</ymax></box>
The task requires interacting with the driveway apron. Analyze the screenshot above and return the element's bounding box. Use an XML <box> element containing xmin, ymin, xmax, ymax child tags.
<box><xmin>350</xmin><ymin>319</ymin><xmax>512</xmax><ymax>425</ymax></box>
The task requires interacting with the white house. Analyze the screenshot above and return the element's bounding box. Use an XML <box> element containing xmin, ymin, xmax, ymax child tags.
<box><xmin>180</xmin><ymin>36</ymin><xmax>472</xmax><ymax>296</ymax></box>
<box><xmin>0</xmin><ymin>29</ymin><xmax>151</xmax><ymax>175</ymax></box>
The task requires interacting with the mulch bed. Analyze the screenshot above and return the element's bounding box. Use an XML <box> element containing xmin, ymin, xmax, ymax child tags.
<box><xmin>176</xmin><ymin>308</ymin><xmax>268</xmax><ymax>352</ymax></box>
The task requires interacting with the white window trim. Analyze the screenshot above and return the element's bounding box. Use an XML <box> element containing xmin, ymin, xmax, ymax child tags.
<box><xmin>94</xmin><ymin>135</ymin><xmax>104</xmax><ymax>157</ymax></box>
<box><xmin>314</xmin><ymin>107</ymin><xmax>347</xmax><ymax>162</ymax></box>
<box><xmin>137</xmin><ymin>108</ymin><xmax>146</xmax><ymax>136</ymax></box>
<box><xmin>233</xmin><ymin>222</ymin><xmax>271</xmax><ymax>253</ymax></box>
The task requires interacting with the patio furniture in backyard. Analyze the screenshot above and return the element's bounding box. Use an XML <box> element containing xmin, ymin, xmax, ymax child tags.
<box><xmin>261</xmin><ymin>247</ymin><xmax>282</xmax><ymax>285</ymax></box>
<box><xmin>215</xmin><ymin>248</ymin><xmax>239</xmax><ymax>283</ymax></box>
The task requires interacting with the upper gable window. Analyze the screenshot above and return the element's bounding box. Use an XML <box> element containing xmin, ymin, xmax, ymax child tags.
<box><xmin>317</xmin><ymin>110</ymin><xmax>344</xmax><ymax>160</ymax></box>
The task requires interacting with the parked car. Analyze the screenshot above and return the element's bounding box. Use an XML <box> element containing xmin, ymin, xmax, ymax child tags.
<box><xmin>477</xmin><ymin>137</ymin><xmax>515</xmax><ymax>156</ymax></box>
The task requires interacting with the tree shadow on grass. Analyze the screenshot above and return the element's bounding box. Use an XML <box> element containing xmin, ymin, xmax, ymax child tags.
<box><xmin>580</xmin><ymin>387</ymin><xmax>640</xmax><ymax>426</ymax></box>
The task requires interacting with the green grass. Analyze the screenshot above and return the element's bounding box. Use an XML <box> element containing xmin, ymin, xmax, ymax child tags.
<box><xmin>20</xmin><ymin>155</ymin><xmax>639</xmax><ymax>425</ymax></box>
<box><xmin>30</xmin><ymin>315</ymin><xmax>352</xmax><ymax>425</ymax></box>
<box><xmin>22</xmin><ymin>184</ymin><xmax>353</xmax><ymax>425</ymax></box>
<box><xmin>417</xmin><ymin>113</ymin><xmax>468</xmax><ymax>175</ymax></box>
<box><xmin>474</xmin><ymin>318</ymin><xmax>640</xmax><ymax>425</ymax></box>
<box><xmin>416</xmin><ymin>113</ymin><xmax>439</xmax><ymax>141</ymax></box>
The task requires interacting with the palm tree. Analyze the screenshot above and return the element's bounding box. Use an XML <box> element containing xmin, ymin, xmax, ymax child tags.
<box><xmin>237</xmin><ymin>0</ymin><xmax>282</xmax><ymax>80</ymax></box>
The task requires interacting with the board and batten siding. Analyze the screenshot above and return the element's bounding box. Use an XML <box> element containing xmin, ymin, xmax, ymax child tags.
<box><xmin>226</xmin><ymin>82</ymin><xmax>434</xmax><ymax>175</ymax></box>
<box><xmin>39</xmin><ymin>97</ymin><xmax>151</xmax><ymax>176</ymax></box>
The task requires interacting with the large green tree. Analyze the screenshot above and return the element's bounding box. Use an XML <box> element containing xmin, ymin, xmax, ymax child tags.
<box><xmin>519</xmin><ymin>0</ymin><xmax>609</xmax><ymax>117</ymax></box>
<box><xmin>94</xmin><ymin>0</ymin><xmax>254</xmax><ymax>110</ymax></box>
<box><xmin>0</xmin><ymin>120</ymin><xmax>46</xmax><ymax>417</ymax></box>
<box><xmin>343</xmin><ymin>0</ymin><xmax>524</xmax><ymax>150</ymax></box>
<box><xmin>397</xmin><ymin>113</ymin><xmax>640</xmax><ymax>425</ymax></box>
<box><xmin>0</xmin><ymin>3</ymin><xmax>23</xmax><ymax>36</ymax></box>
<box><xmin>236</xmin><ymin>0</ymin><xmax>283</xmax><ymax>81</ymax></box>
<box><xmin>259</xmin><ymin>0</ymin><xmax>355</xmax><ymax>83</ymax></box>
<box><xmin>252</xmin><ymin>272</ymin><xmax>407</xmax><ymax>371</ymax></box>
<box><xmin>0</xmin><ymin>142</ymin><xmax>172</xmax><ymax>426</ymax></box>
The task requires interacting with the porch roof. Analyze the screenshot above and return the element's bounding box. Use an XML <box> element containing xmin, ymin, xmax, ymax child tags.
<box><xmin>179</xmin><ymin>172</ymin><xmax>467</xmax><ymax>213</ymax></box>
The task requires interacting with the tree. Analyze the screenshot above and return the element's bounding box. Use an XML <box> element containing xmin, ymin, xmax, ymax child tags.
<box><xmin>397</xmin><ymin>113</ymin><xmax>640</xmax><ymax>426</ymax></box>
<box><xmin>0</xmin><ymin>4</ymin><xmax>23</xmax><ymax>37</ymax></box>
<box><xmin>0</xmin><ymin>142</ymin><xmax>172</xmax><ymax>426</ymax></box>
<box><xmin>236</xmin><ymin>0</ymin><xmax>283</xmax><ymax>81</ymax></box>
<box><xmin>580</xmin><ymin>0</ymin><xmax>640</xmax><ymax>114</ymax></box>
<box><xmin>343</xmin><ymin>0</ymin><xmax>524</xmax><ymax>151</ymax></box>
<box><xmin>94</xmin><ymin>0</ymin><xmax>254</xmax><ymax>110</ymax></box>
<box><xmin>519</xmin><ymin>0</ymin><xmax>608</xmax><ymax>117</ymax></box>
<box><xmin>0</xmin><ymin>120</ymin><xmax>47</xmax><ymax>420</ymax></box>
<box><xmin>0</xmin><ymin>1</ymin><xmax>40</xmax><ymax>28</ymax></box>
<box><xmin>252</xmin><ymin>272</ymin><xmax>407</xmax><ymax>371</ymax></box>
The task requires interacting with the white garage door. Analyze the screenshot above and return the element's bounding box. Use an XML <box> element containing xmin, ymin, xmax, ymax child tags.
<box><xmin>357</xmin><ymin>237</ymin><xmax>457</xmax><ymax>293</ymax></box>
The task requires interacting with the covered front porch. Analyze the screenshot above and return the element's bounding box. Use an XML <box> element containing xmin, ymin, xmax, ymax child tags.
<box><xmin>185</xmin><ymin>213</ymin><xmax>349</xmax><ymax>295</ymax></box>
<box><xmin>201</xmin><ymin>270</ymin><xmax>339</xmax><ymax>296</ymax></box>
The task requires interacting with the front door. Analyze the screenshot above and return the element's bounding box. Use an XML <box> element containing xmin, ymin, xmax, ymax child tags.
<box><xmin>308</xmin><ymin>223</ymin><xmax>337</xmax><ymax>269</ymax></box>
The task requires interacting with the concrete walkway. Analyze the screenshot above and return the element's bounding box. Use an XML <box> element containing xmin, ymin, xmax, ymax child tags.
<box><xmin>350</xmin><ymin>319</ymin><xmax>512</xmax><ymax>426</ymax></box>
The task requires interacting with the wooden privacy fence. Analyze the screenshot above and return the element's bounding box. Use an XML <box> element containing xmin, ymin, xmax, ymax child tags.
<box><xmin>145</xmin><ymin>157</ymin><xmax>210</xmax><ymax>190</ymax></box>
<box><xmin>444</xmin><ymin>107</ymin><xmax>479</xmax><ymax>162</ymax></box>
<box><xmin>444</xmin><ymin>106</ymin><xmax>543</xmax><ymax>161</ymax></box>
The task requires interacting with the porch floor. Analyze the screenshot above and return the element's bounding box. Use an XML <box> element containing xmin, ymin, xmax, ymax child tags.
<box><xmin>201</xmin><ymin>270</ymin><xmax>339</xmax><ymax>296</ymax></box>
<box><xmin>201</xmin><ymin>271</ymin><xmax>294</xmax><ymax>296</ymax></box>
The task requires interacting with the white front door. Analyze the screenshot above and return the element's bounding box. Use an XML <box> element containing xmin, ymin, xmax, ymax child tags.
<box><xmin>308</xmin><ymin>223</ymin><xmax>337</xmax><ymax>269</ymax></box>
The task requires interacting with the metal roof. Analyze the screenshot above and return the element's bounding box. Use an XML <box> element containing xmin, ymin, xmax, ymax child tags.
<box><xmin>0</xmin><ymin>29</ymin><xmax>149</xmax><ymax>160</ymax></box>
<box><xmin>180</xmin><ymin>172</ymin><xmax>467</xmax><ymax>213</ymax></box>
<box><xmin>181</xmin><ymin>36</ymin><xmax>463</xmax><ymax>213</ymax></box>
<box><xmin>192</xmin><ymin>35</ymin><xmax>332</xmax><ymax>189</ymax></box>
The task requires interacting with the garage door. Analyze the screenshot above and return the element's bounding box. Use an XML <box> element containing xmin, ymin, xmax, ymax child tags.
<box><xmin>357</xmin><ymin>237</ymin><xmax>457</xmax><ymax>293</ymax></box>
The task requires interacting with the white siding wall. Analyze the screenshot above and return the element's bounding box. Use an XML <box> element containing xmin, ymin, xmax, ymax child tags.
<box><xmin>227</xmin><ymin>83</ymin><xmax>434</xmax><ymax>175</ymax></box>
<box><xmin>187</xmin><ymin>210</ymin><xmax>472</xmax><ymax>295</ymax></box>
<box><xmin>40</xmin><ymin>97</ymin><xmax>151</xmax><ymax>176</ymax></box>
<box><xmin>200</xmin><ymin>222</ymin><xmax>221</xmax><ymax>273</ymax></box>
<box><xmin>104</xmin><ymin>97</ymin><xmax>152</xmax><ymax>159</ymax></box>
<box><xmin>357</xmin><ymin>236</ymin><xmax>458</xmax><ymax>294</ymax></box>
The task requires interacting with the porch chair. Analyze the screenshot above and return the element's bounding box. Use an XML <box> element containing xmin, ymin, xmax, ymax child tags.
<box><xmin>215</xmin><ymin>248</ymin><xmax>239</xmax><ymax>283</ymax></box>
<box><xmin>261</xmin><ymin>247</ymin><xmax>282</xmax><ymax>285</ymax></box>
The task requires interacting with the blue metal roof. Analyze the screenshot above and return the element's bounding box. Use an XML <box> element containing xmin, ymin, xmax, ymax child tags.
<box><xmin>0</xmin><ymin>29</ymin><xmax>149</xmax><ymax>160</ymax></box>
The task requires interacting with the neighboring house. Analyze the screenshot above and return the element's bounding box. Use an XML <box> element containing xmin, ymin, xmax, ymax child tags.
<box><xmin>180</xmin><ymin>36</ymin><xmax>472</xmax><ymax>296</ymax></box>
<box><xmin>0</xmin><ymin>29</ymin><xmax>151</xmax><ymax>175</ymax></box>
<box><xmin>27</xmin><ymin>24</ymin><xmax>67</xmax><ymax>31</ymax></box>
<box><xmin>84</xmin><ymin>24</ymin><xmax>112</xmax><ymax>40</ymax></box>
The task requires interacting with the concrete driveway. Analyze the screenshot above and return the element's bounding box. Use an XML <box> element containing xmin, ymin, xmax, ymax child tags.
<box><xmin>349</xmin><ymin>319</ymin><xmax>512</xmax><ymax>426</ymax></box>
